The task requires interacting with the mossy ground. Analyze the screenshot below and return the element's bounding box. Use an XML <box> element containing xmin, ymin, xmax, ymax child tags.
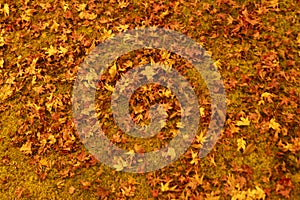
<box><xmin>0</xmin><ymin>0</ymin><xmax>299</xmax><ymax>199</ymax></box>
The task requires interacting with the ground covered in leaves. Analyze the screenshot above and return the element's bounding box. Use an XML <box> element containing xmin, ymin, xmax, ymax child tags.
<box><xmin>0</xmin><ymin>0</ymin><xmax>299</xmax><ymax>199</ymax></box>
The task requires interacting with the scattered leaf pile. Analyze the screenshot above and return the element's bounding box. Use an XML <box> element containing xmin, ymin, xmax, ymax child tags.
<box><xmin>0</xmin><ymin>0</ymin><xmax>299</xmax><ymax>199</ymax></box>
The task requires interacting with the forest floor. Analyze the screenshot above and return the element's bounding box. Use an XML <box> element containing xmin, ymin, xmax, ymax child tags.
<box><xmin>0</xmin><ymin>0</ymin><xmax>299</xmax><ymax>199</ymax></box>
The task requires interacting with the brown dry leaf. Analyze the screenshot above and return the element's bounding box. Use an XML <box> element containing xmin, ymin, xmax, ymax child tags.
<box><xmin>68</xmin><ymin>186</ymin><xmax>75</xmax><ymax>194</ymax></box>
<box><xmin>81</xmin><ymin>180</ymin><xmax>91</xmax><ymax>189</ymax></box>
<box><xmin>96</xmin><ymin>186</ymin><xmax>110</xmax><ymax>198</ymax></box>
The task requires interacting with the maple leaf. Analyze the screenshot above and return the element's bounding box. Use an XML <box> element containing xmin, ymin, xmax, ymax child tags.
<box><xmin>59</xmin><ymin>46</ymin><xmax>68</xmax><ymax>55</ymax></box>
<box><xmin>101</xmin><ymin>28</ymin><xmax>115</xmax><ymax>40</ymax></box>
<box><xmin>39</xmin><ymin>158</ymin><xmax>48</xmax><ymax>166</ymax></box>
<box><xmin>190</xmin><ymin>150</ymin><xmax>199</xmax><ymax>165</ymax></box>
<box><xmin>44</xmin><ymin>45</ymin><xmax>58</xmax><ymax>57</ymax></box>
<box><xmin>63</xmin><ymin>3</ymin><xmax>69</xmax><ymax>11</ymax></box>
<box><xmin>262</xmin><ymin>0</ymin><xmax>279</xmax><ymax>8</ymax></box>
<box><xmin>121</xmin><ymin>185</ymin><xmax>136</xmax><ymax>197</ymax></box>
<box><xmin>160</xmin><ymin>180</ymin><xmax>177</xmax><ymax>192</ymax></box>
<box><xmin>20</xmin><ymin>141</ymin><xmax>32</xmax><ymax>154</ymax></box>
<box><xmin>78</xmin><ymin>11</ymin><xmax>97</xmax><ymax>20</ymax></box>
<box><xmin>113</xmin><ymin>157</ymin><xmax>128</xmax><ymax>171</ymax></box>
<box><xmin>192</xmin><ymin>130</ymin><xmax>205</xmax><ymax>148</ymax></box>
<box><xmin>261</xmin><ymin>92</ymin><xmax>275</xmax><ymax>103</ymax></box>
<box><xmin>48</xmin><ymin>134</ymin><xmax>56</xmax><ymax>145</ymax></box>
<box><xmin>68</xmin><ymin>186</ymin><xmax>75</xmax><ymax>194</ymax></box>
<box><xmin>278</xmin><ymin>138</ymin><xmax>300</xmax><ymax>153</ymax></box>
<box><xmin>50</xmin><ymin>20</ymin><xmax>59</xmax><ymax>32</ymax></box>
<box><xmin>0</xmin><ymin>84</ymin><xmax>13</xmax><ymax>101</ymax></box>
<box><xmin>236</xmin><ymin>117</ymin><xmax>250</xmax><ymax>126</ymax></box>
<box><xmin>116</xmin><ymin>24</ymin><xmax>129</xmax><ymax>32</ymax></box>
<box><xmin>76</xmin><ymin>3</ymin><xmax>87</xmax><ymax>11</ymax></box>
<box><xmin>80</xmin><ymin>180</ymin><xmax>91</xmax><ymax>189</ymax></box>
<box><xmin>3</xmin><ymin>3</ymin><xmax>9</xmax><ymax>16</ymax></box>
<box><xmin>227</xmin><ymin>14</ymin><xmax>234</xmax><ymax>25</ymax></box>
<box><xmin>199</xmin><ymin>107</ymin><xmax>205</xmax><ymax>117</ymax></box>
<box><xmin>108</xmin><ymin>62</ymin><xmax>117</xmax><ymax>78</ymax></box>
<box><xmin>118</xmin><ymin>0</ymin><xmax>129</xmax><ymax>9</ymax></box>
<box><xmin>258</xmin><ymin>92</ymin><xmax>275</xmax><ymax>105</ymax></box>
<box><xmin>237</xmin><ymin>138</ymin><xmax>246</xmax><ymax>151</ymax></box>
<box><xmin>160</xmin><ymin>10</ymin><xmax>169</xmax><ymax>18</ymax></box>
<box><xmin>269</xmin><ymin>118</ymin><xmax>280</xmax><ymax>132</ymax></box>
<box><xmin>213</xmin><ymin>59</ymin><xmax>222</xmax><ymax>69</ymax></box>
<box><xmin>25</xmin><ymin>57</ymin><xmax>39</xmax><ymax>75</ymax></box>
<box><xmin>96</xmin><ymin>186</ymin><xmax>110</xmax><ymax>198</ymax></box>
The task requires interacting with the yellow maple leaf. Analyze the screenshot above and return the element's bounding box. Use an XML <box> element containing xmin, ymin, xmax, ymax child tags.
<box><xmin>161</xmin><ymin>89</ymin><xmax>173</xmax><ymax>98</ymax></box>
<box><xmin>193</xmin><ymin>172</ymin><xmax>204</xmax><ymax>185</ymax></box>
<box><xmin>40</xmin><ymin>158</ymin><xmax>48</xmax><ymax>166</ymax></box>
<box><xmin>190</xmin><ymin>150</ymin><xmax>199</xmax><ymax>165</ymax></box>
<box><xmin>63</xmin><ymin>3</ymin><xmax>69</xmax><ymax>11</ymax></box>
<box><xmin>253</xmin><ymin>186</ymin><xmax>266</xmax><ymax>199</ymax></box>
<box><xmin>236</xmin><ymin>117</ymin><xmax>250</xmax><ymax>126</ymax></box>
<box><xmin>269</xmin><ymin>118</ymin><xmax>280</xmax><ymax>131</ymax></box>
<box><xmin>161</xmin><ymin>180</ymin><xmax>177</xmax><ymax>192</ymax></box>
<box><xmin>50</xmin><ymin>20</ymin><xmax>59</xmax><ymax>32</ymax></box>
<box><xmin>260</xmin><ymin>92</ymin><xmax>275</xmax><ymax>104</ymax></box>
<box><xmin>48</xmin><ymin>134</ymin><xmax>56</xmax><ymax>144</ymax></box>
<box><xmin>78</xmin><ymin>11</ymin><xmax>97</xmax><ymax>20</ymax></box>
<box><xmin>101</xmin><ymin>29</ymin><xmax>115</xmax><ymax>40</ymax></box>
<box><xmin>194</xmin><ymin>130</ymin><xmax>205</xmax><ymax>145</ymax></box>
<box><xmin>118</xmin><ymin>0</ymin><xmax>129</xmax><ymax>8</ymax></box>
<box><xmin>76</xmin><ymin>3</ymin><xmax>87</xmax><ymax>11</ymax></box>
<box><xmin>20</xmin><ymin>141</ymin><xmax>32</xmax><ymax>154</ymax></box>
<box><xmin>199</xmin><ymin>107</ymin><xmax>205</xmax><ymax>117</ymax></box>
<box><xmin>116</xmin><ymin>24</ymin><xmax>129</xmax><ymax>32</ymax></box>
<box><xmin>237</xmin><ymin>138</ymin><xmax>246</xmax><ymax>151</ymax></box>
<box><xmin>108</xmin><ymin>62</ymin><xmax>117</xmax><ymax>78</ymax></box>
<box><xmin>0</xmin><ymin>84</ymin><xmax>13</xmax><ymax>101</ymax></box>
<box><xmin>213</xmin><ymin>59</ymin><xmax>222</xmax><ymax>69</ymax></box>
<box><xmin>59</xmin><ymin>46</ymin><xmax>68</xmax><ymax>55</ymax></box>
<box><xmin>25</xmin><ymin>57</ymin><xmax>38</xmax><ymax>74</ymax></box>
<box><xmin>45</xmin><ymin>45</ymin><xmax>58</xmax><ymax>56</ymax></box>
<box><xmin>161</xmin><ymin>51</ymin><xmax>171</xmax><ymax>60</ymax></box>
<box><xmin>3</xmin><ymin>3</ymin><xmax>9</xmax><ymax>16</ymax></box>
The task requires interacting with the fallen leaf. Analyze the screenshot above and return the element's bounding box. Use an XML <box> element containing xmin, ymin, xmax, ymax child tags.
<box><xmin>236</xmin><ymin>117</ymin><xmax>250</xmax><ymax>126</ymax></box>
<box><xmin>237</xmin><ymin>138</ymin><xmax>246</xmax><ymax>151</ymax></box>
<box><xmin>3</xmin><ymin>4</ymin><xmax>9</xmax><ymax>16</ymax></box>
<box><xmin>68</xmin><ymin>186</ymin><xmax>75</xmax><ymax>194</ymax></box>
<box><xmin>20</xmin><ymin>141</ymin><xmax>32</xmax><ymax>154</ymax></box>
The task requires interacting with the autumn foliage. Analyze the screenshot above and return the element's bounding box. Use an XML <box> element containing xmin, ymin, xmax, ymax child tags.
<box><xmin>0</xmin><ymin>0</ymin><xmax>299</xmax><ymax>199</ymax></box>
